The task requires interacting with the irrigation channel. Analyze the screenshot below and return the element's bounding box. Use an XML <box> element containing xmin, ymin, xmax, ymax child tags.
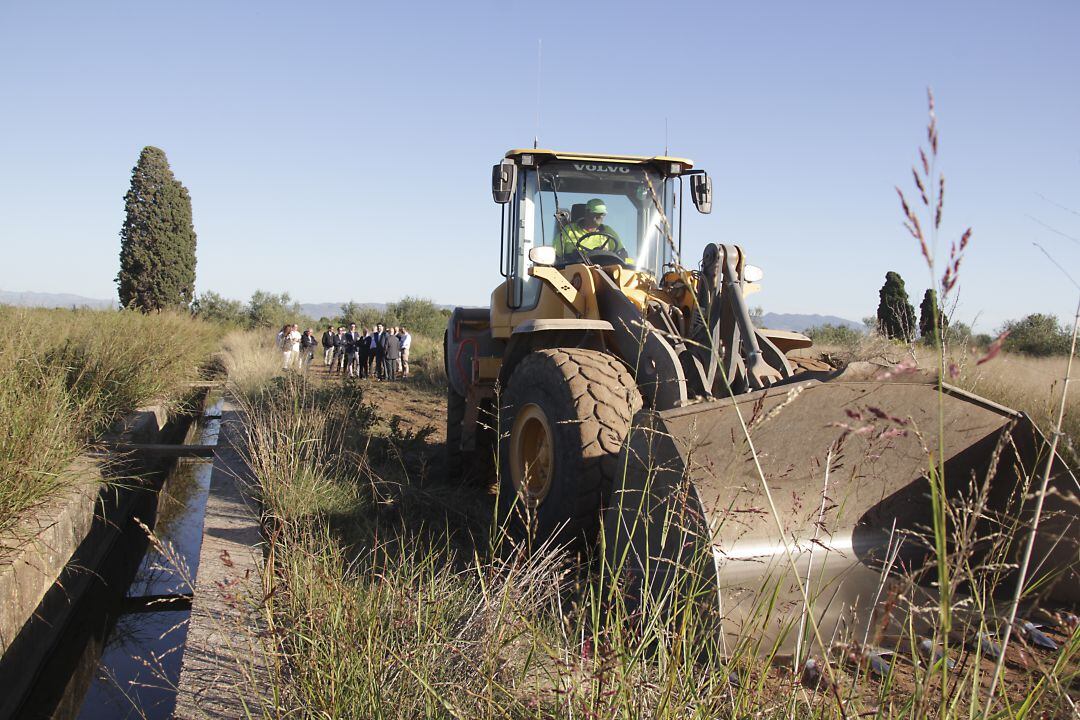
<box><xmin>4</xmin><ymin>390</ymin><xmax>226</xmax><ymax>720</ymax></box>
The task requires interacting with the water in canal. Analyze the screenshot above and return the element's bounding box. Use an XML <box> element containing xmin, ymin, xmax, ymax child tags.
<box><xmin>18</xmin><ymin>396</ymin><xmax>223</xmax><ymax>720</ymax></box>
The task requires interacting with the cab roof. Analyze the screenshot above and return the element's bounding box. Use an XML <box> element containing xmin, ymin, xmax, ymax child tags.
<box><xmin>504</xmin><ymin>148</ymin><xmax>694</xmax><ymax>176</ymax></box>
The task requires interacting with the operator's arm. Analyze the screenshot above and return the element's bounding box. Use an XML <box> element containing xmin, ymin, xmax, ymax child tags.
<box><xmin>553</xmin><ymin>223</ymin><xmax>580</xmax><ymax>258</ymax></box>
<box><xmin>602</xmin><ymin>224</ymin><xmax>629</xmax><ymax>259</ymax></box>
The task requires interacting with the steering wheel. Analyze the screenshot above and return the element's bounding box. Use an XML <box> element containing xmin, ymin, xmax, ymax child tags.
<box><xmin>574</xmin><ymin>231</ymin><xmax>620</xmax><ymax>253</ymax></box>
<box><xmin>571</xmin><ymin>231</ymin><xmax>628</xmax><ymax>265</ymax></box>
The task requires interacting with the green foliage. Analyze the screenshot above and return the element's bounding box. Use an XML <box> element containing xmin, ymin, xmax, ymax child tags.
<box><xmin>1000</xmin><ymin>313</ymin><xmax>1073</xmax><ymax>356</ymax></box>
<box><xmin>248</xmin><ymin>290</ymin><xmax>306</xmax><ymax>330</ymax></box>
<box><xmin>918</xmin><ymin>288</ymin><xmax>947</xmax><ymax>340</ymax></box>
<box><xmin>805</xmin><ymin>323</ymin><xmax>863</xmax><ymax>347</ymax></box>
<box><xmin>876</xmin><ymin>271</ymin><xmax>917</xmax><ymax>342</ymax></box>
<box><xmin>383</xmin><ymin>296</ymin><xmax>451</xmax><ymax>338</ymax></box>
<box><xmin>117</xmin><ymin>146</ymin><xmax>197</xmax><ymax>311</ymax></box>
<box><xmin>943</xmin><ymin>320</ymin><xmax>974</xmax><ymax>349</ymax></box>
<box><xmin>337</xmin><ymin>301</ymin><xmax>367</xmax><ymax>327</ymax></box>
<box><xmin>333</xmin><ymin>301</ymin><xmax>384</xmax><ymax>330</ymax></box>
<box><xmin>193</xmin><ymin>291</ymin><xmax>247</xmax><ymax>327</ymax></box>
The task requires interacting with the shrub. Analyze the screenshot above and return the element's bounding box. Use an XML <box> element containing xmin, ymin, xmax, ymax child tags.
<box><xmin>193</xmin><ymin>291</ymin><xmax>247</xmax><ymax>327</ymax></box>
<box><xmin>384</xmin><ymin>296</ymin><xmax>451</xmax><ymax>339</ymax></box>
<box><xmin>805</xmin><ymin>323</ymin><xmax>863</xmax><ymax>348</ymax></box>
<box><xmin>1000</xmin><ymin>313</ymin><xmax>1072</xmax><ymax>356</ymax></box>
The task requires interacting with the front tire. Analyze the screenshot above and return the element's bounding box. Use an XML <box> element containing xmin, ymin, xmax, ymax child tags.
<box><xmin>498</xmin><ymin>348</ymin><xmax>642</xmax><ymax>551</ymax></box>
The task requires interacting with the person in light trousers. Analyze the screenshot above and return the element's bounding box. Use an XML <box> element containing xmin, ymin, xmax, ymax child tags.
<box><xmin>321</xmin><ymin>325</ymin><xmax>336</xmax><ymax>366</ymax></box>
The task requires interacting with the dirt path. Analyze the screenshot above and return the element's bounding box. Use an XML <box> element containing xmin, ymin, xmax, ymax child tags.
<box><xmin>308</xmin><ymin>362</ymin><xmax>443</xmax><ymax>429</ymax></box>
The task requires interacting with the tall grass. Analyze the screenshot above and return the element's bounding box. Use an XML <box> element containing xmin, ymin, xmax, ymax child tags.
<box><xmin>226</xmin><ymin>362</ymin><xmax>1069</xmax><ymax>719</ymax></box>
<box><xmin>0</xmin><ymin>306</ymin><xmax>219</xmax><ymax>547</ymax></box>
<box><xmin>233</xmin><ymin>372</ymin><xmax>765</xmax><ymax>718</ymax></box>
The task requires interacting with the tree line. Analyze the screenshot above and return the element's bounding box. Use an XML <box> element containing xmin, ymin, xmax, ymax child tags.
<box><xmin>805</xmin><ymin>271</ymin><xmax>1074</xmax><ymax>356</ymax></box>
<box><xmin>193</xmin><ymin>291</ymin><xmax>451</xmax><ymax>339</ymax></box>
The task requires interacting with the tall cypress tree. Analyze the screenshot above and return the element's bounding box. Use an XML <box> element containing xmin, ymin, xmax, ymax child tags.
<box><xmin>918</xmin><ymin>288</ymin><xmax>947</xmax><ymax>340</ymax></box>
<box><xmin>876</xmin><ymin>271</ymin><xmax>917</xmax><ymax>341</ymax></box>
<box><xmin>117</xmin><ymin>147</ymin><xmax>197</xmax><ymax>310</ymax></box>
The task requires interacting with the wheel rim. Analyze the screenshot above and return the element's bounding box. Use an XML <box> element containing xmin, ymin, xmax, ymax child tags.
<box><xmin>510</xmin><ymin>403</ymin><xmax>554</xmax><ymax>507</ymax></box>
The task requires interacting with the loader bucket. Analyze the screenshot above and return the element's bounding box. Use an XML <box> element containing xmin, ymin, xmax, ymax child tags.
<box><xmin>602</xmin><ymin>363</ymin><xmax>1078</xmax><ymax>654</ymax></box>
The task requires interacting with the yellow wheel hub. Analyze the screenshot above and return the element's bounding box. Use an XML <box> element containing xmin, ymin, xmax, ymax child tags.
<box><xmin>510</xmin><ymin>403</ymin><xmax>554</xmax><ymax>507</ymax></box>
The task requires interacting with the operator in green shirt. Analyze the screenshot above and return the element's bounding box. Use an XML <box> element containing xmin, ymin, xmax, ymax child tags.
<box><xmin>554</xmin><ymin>198</ymin><xmax>628</xmax><ymax>262</ymax></box>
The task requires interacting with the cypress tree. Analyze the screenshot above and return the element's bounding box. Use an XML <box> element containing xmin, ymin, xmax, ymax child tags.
<box><xmin>117</xmin><ymin>147</ymin><xmax>197</xmax><ymax>310</ymax></box>
<box><xmin>876</xmin><ymin>271</ymin><xmax>917</xmax><ymax>341</ymax></box>
<box><xmin>918</xmin><ymin>288</ymin><xmax>947</xmax><ymax>340</ymax></box>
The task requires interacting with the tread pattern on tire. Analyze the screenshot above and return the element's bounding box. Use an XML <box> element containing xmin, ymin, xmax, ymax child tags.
<box><xmin>446</xmin><ymin>386</ymin><xmax>465</xmax><ymax>480</ymax></box>
<box><xmin>502</xmin><ymin>348</ymin><xmax>643</xmax><ymax>546</ymax></box>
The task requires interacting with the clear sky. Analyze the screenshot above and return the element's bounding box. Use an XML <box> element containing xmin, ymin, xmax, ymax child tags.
<box><xmin>2</xmin><ymin>0</ymin><xmax>1078</xmax><ymax>331</ymax></box>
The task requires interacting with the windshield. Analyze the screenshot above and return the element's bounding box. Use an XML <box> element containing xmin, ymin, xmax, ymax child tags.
<box><xmin>529</xmin><ymin>160</ymin><xmax>674</xmax><ymax>276</ymax></box>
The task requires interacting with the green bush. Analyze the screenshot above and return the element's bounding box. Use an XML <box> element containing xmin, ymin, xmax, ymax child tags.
<box><xmin>1000</xmin><ymin>313</ymin><xmax>1073</xmax><ymax>356</ymax></box>
<box><xmin>193</xmin><ymin>291</ymin><xmax>247</xmax><ymax>327</ymax></box>
<box><xmin>384</xmin><ymin>296</ymin><xmax>451</xmax><ymax>339</ymax></box>
<box><xmin>805</xmin><ymin>323</ymin><xmax>864</xmax><ymax>347</ymax></box>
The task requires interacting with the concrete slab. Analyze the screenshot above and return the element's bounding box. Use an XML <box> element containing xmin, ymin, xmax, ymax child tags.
<box><xmin>174</xmin><ymin>399</ymin><xmax>270</xmax><ymax>720</ymax></box>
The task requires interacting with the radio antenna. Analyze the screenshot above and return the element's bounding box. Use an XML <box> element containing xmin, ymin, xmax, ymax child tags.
<box><xmin>664</xmin><ymin>117</ymin><xmax>669</xmax><ymax>155</ymax></box>
<box><xmin>534</xmin><ymin>39</ymin><xmax>542</xmax><ymax>149</ymax></box>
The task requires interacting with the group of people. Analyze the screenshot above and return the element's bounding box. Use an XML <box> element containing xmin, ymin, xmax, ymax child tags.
<box><xmin>320</xmin><ymin>323</ymin><xmax>412</xmax><ymax>380</ymax></box>
<box><xmin>276</xmin><ymin>324</ymin><xmax>320</xmax><ymax>371</ymax></box>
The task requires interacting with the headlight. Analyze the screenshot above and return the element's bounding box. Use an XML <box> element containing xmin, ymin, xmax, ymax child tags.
<box><xmin>743</xmin><ymin>264</ymin><xmax>764</xmax><ymax>283</ymax></box>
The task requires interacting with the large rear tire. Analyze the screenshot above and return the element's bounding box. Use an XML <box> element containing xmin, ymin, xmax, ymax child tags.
<box><xmin>446</xmin><ymin>385</ymin><xmax>466</xmax><ymax>481</ymax></box>
<box><xmin>498</xmin><ymin>348</ymin><xmax>642</xmax><ymax>551</ymax></box>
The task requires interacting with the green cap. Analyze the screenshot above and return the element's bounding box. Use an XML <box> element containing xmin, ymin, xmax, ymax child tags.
<box><xmin>586</xmin><ymin>198</ymin><xmax>607</xmax><ymax>215</ymax></box>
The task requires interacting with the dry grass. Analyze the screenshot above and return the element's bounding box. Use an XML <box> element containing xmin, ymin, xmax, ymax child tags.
<box><xmin>810</xmin><ymin>338</ymin><xmax>1079</xmax><ymax>461</ymax></box>
<box><xmin>0</xmin><ymin>306</ymin><xmax>219</xmax><ymax>547</ymax></box>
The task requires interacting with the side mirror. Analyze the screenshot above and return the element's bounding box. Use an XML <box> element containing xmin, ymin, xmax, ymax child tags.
<box><xmin>528</xmin><ymin>246</ymin><xmax>556</xmax><ymax>267</ymax></box>
<box><xmin>491</xmin><ymin>160</ymin><xmax>518</xmax><ymax>204</ymax></box>
<box><xmin>690</xmin><ymin>173</ymin><xmax>713</xmax><ymax>214</ymax></box>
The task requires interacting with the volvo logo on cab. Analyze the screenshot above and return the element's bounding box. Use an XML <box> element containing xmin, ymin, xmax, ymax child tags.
<box><xmin>573</xmin><ymin>163</ymin><xmax>630</xmax><ymax>174</ymax></box>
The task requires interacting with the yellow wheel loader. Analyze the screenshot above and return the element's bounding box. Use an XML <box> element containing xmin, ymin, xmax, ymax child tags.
<box><xmin>445</xmin><ymin>149</ymin><xmax>1077</xmax><ymax>651</ymax></box>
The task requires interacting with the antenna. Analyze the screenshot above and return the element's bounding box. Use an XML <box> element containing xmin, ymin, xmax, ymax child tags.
<box><xmin>664</xmin><ymin>117</ymin><xmax>669</xmax><ymax>155</ymax></box>
<box><xmin>534</xmin><ymin>39</ymin><xmax>542</xmax><ymax>149</ymax></box>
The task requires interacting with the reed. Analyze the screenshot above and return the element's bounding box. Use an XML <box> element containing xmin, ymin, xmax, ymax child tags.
<box><xmin>0</xmin><ymin>306</ymin><xmax>219</xmax><ymax>548</ymax></box>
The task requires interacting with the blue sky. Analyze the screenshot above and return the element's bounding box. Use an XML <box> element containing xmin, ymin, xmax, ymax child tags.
<box><xmin>1</xmin><ymin>1</ymin><xmax>1077</xmax><ymax>330</ymax></box>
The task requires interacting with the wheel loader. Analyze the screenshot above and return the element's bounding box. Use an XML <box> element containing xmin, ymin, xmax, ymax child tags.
<box><xmin>445</xmin><ymin>148</ymin><xmax>1078</xmax><ymax>652</ymax></box>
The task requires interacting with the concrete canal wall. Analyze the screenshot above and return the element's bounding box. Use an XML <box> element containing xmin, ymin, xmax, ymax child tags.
<box><xmin>0</xmin><ymin>404</ymin><xmax>177</xmax><ymax>718</ymax></box>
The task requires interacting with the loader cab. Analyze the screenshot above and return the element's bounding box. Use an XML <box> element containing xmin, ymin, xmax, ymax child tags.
<box><xmin>493</xmin><ymin>150</ymin><xmax>696</xmax><ymax>310</ymax></box>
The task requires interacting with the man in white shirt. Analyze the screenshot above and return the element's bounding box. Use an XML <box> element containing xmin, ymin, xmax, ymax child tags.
<box><xmin>399</xmin><ymin>326</ymin><xmax>412</xmax><ymax>378</ymax></box>
<box><xmin>286</xmin><ymin>324</ymin><xmax>302</xmax><ymax>371</ymax></box>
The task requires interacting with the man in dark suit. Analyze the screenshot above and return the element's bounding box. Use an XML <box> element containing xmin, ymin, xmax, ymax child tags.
<box><xmin>370</xmin><ymin>324</ymin><xmax>385</xmax><ymax>379</ymax></box>
<box><xmin>381</xmin><ymin>326</ymin><xmax>401</xmax><ymax>381</ymax></box>
<box><xmin>344</xmin><ymin>323</ymin><xmax>361</xmax><ymax>377</ymax></box>
<box><xmin>321</xmin><ymin>325</ymin><xmax>335</xmax><ymax>367</ymax></box>
<box><xmin>378</xmin><ymin>328</ymin><xmax>399</xmax><ymax>382</ymax></box>
<box><xmin>357</xmin><ymin>328</ymin><xmax>370</xmax><ymax>378</ymax></box>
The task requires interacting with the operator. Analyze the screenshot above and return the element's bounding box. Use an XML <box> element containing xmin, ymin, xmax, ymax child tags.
<box><xmin>554</xmin><ymin>198</ymin><xmax>627</xmax><ymax>262</ymax></box>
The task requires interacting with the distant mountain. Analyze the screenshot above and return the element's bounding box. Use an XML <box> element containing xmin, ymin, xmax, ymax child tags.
<box><xmin>0</xmin><ymin>289</ymin><xmax>114</xmax><ymax>309</ymax></box>
<box><xmin>758</xmin><ymin>312</ymin><xmax>865</xmax><ymax>333</ymax></box>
